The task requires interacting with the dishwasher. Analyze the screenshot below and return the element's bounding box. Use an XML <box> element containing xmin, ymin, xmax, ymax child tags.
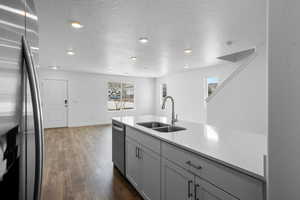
<box><xmin>112</xmin><ymin>120</ymin><xmax>125</xmax><ymax>175</ymax></box>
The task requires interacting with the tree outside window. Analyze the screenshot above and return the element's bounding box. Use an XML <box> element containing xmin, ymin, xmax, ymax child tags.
<box><xmin>108</xmin><ymin>82</ymin><xmax>135</xmax><ymax>111</ymax></box>
<box><xmin>206</xmin><ymin>77</ymin><xmax>219</xmax><ymax>97</ymax></box>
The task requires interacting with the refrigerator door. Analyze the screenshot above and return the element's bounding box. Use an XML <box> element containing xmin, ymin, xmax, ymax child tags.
<box><xmin>0</xmin><ymin>0</ymin><xmax>25</xmax><ymax>198</ymax></box>
<box><xmin>0</xmin><ymin>0</ymin><xmax>25</xmax><ymax>137</ymax></box>
<box><xmin>21</xmin><ymin>1</ymin><xmax>41</xmax><ymax>200</ymax></box>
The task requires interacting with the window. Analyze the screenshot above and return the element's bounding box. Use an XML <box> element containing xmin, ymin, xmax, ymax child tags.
<box><xmin>122</xmin><ymin>83</ymin><xmax>134</xmax><ymax>110</ymax></box>
<box><xmin>206</xmin><ymin>77</ymin><xmax>219</xmax><ymax>97</ymax></box>
<box><xmin>108</xmin><ymin>82</ymin><xmax>135</xmax><ymax>111</ymax></box>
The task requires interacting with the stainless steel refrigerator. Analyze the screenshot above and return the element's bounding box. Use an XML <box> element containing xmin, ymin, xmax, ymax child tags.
<box><xmin>0</xmin><ymin>0</ymin><xmax>44</xmax><ymax>200</ymax></box>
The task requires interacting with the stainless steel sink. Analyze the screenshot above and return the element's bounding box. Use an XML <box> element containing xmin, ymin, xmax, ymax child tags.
<box><xmin>153</xmin><ymin>126</ymin><xmax>186</xmax><ymax>133</ymax></box>
<box><xmin>137</xmin><ymin>121</ymin><xmax>186</xmax><ymax>133</ymax></box>
<box><xmin>137</xmin><ymin>121</ymin><xmax>170</xmax><ymax>129</ymax></box>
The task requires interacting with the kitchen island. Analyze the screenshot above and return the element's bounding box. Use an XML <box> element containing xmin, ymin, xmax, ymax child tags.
<box><xmin>112</xmin><ymin>115</ymin><xmax>267</xmax><ymax>200</ymax></box>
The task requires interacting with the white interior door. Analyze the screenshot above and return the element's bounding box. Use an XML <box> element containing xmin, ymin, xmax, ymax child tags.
<box><xmin>42</xmin><ymin>79</ymin><xmax>68</xmax><ymax>128</ymax></box>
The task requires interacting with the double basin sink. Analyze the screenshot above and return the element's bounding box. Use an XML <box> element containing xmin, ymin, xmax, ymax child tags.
<box><xmin>136</xmin><ymin>121</ymin><xmax>186</xmax><ymax>133</ymax></box>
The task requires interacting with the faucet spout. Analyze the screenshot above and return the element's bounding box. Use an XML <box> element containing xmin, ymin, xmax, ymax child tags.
<box><xmin>161</xmin><ymin>96</ymin><xmax>177</xmax><ymax>125</ymax></box>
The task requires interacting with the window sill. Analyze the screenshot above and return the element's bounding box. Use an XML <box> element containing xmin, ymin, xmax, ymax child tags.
<box><xmin>107</xmin><ymin>108</ymin><xmax>136</xmax><ymax>112</ymax></box>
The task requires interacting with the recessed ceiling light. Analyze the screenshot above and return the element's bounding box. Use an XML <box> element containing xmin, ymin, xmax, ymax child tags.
<box><xmin>48</xmin><ymin>66</ymin><xmax>59</xmax><ymax>70</ymax></box>
<box><xmin>184</xmin><ymin>65</ymin><xmax>189</xmax><ymax>69</ymax></box>
<box><xmin>184</xmin><ymin>49</ymin><xmax>192</xmax><ymax>54</ymax></box>
<box><xmin>67</xmin><ymin>50</ymin><xmax>75</xmax><ymax>56</ymax></box>
<box><xmin>130</xmin><ymin>56</ymin><xmax>137</xmax><ymax>61</ymax></box>
<box><xmin>71</xmin><ymin>21</ymin><xmax>84</xmax><ymax>29</ymax></box>
<box><xmin>139</xmin><ymin>37</ymin><xmax>149</xmax><ymax>44</ymax></box>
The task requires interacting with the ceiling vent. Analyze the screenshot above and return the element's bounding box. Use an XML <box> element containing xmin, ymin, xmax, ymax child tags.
<box><xmin>217</xmin><ymin>48</ymin><xmax>255</xmax><ymax>62</ymax></box>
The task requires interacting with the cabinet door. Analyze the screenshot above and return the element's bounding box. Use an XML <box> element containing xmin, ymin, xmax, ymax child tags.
<box><xmin>195</xmin><ymin>177</ymin><xmax>238</xmax><ymax>200</ymax></box>
<box><xmin>126</xmin><ymin>138</ymin><xmax>141</xmax><ymax>190</ymax></box>
<box><xmin>161</xmin><ymin>158</ymin><xmax>194</xmax><ymax>200</ymax></box>
<box><xmin>140</xmin><ymin>147</ymin><xmax>161</xmax><ymax>200</ymax></box>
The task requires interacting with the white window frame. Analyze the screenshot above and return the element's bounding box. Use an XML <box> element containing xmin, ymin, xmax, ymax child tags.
<box><xmin>107</xmin><ymin>81</ymin><xmax>136</xmax><ymax>112</ymax></box>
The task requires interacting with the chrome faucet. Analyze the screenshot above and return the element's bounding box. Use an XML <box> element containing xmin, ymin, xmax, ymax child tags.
<box><xmin>162</xmin><ymin>96</ymin><xmax>178</xmax><ymax>126</ymax></box>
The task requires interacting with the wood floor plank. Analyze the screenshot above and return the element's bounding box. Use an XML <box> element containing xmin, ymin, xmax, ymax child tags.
<box><xmin>42</xmin><ymin>125</ymin><xmax>142</xmax><ymax>200</ymax></box>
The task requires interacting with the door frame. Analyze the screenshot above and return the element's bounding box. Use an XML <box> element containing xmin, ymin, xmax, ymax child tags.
<box><xmin>41</xmin><ymin>78</ymin><xmax>69</xmax><ymax>128</ymax></box>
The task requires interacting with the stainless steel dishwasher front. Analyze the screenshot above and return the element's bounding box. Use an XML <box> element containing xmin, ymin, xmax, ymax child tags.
<box><xmin>112</xmin><ymin>120</ymin><xmax>125</xmax><ymax>175</ymax></box>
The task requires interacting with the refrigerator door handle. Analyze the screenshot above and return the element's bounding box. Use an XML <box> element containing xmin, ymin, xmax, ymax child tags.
<box><xmin>22</xmin><ymin>36</ymin><xmax>44</xmax><ymax>200</ymax></box>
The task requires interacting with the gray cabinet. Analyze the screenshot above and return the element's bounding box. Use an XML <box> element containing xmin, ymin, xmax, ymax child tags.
<box><xmin>161</xmin><ymin>159</ymin><xmax>194</xmax><ymax>200</ymax></box>
<box><xmin>161</xmin><ymin>142</ymin><xmax>265</xmax><ymax>200</ymax></box>
<box><xmin>122</xmin><ymin>125</ymin><xmax>265</xmax><ymax>200</ymax></box>
<box><xmin>126</xmin><ymin>135</ymin><xmax>161</xmax><ymax>200</ymax></box>
<box><xmin>140</xmin><ymin>147</ymin><xmax>161</xmax><ymax>200</ymax></box>
<box><xmin>195</xmin><ymin>177</ymin><xmax>237</xmax><ymax>200</ymax></box>
<box><xmin>126</xmin><ymin>138</ymin><xmax>141</xmax><ymax>189</ymax></box>
<box><xmin>162</xmin><ymin>158</ymin><xmax>238</xmax><ymax>200</ymax></box>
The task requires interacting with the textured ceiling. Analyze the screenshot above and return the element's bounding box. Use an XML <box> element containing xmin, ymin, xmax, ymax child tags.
<box><xmin>36</xmin><ymin>0</ymin><xmax>266</xmax><ymax>77</ymax></box>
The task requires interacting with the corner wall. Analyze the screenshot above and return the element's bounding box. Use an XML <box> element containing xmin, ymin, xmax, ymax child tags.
<box><xmin>155</xmin><ymin>64</ymin><xmax>237</xmax><ymax>123</ymax></box>
<box><xmin>207</xmin><ymin>46</ymin><xmax>267</xmax><ymax>134</ymax></box>
<box><xmin>154</xmin><ymin>46</ymin><xmax>267</xmax><ymax>135</ymax></box>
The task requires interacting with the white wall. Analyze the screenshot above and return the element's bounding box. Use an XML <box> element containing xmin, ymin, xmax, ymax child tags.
<box><xmin>154</xmin><ymin>45</ymin><xmax>267</xmax><ymax>135</ymax></box>
<box><xmin>207</xmin><ymin>45</ymin><xmax>267</xmax><ymax>134</ymax></box>
<box><xmin>38</xmin><ymin>69</ymin><xmax>156</xmax><ymax>127</ymax></box>
<box><xmin>155</xmin><ymin>64</ymin><xmax>237</xmax><ymax>123</ymax></box>
<box><xmin>268</xmin><ymin>1</ymin><xmax>300</xmax><ymax>199</ymax></box>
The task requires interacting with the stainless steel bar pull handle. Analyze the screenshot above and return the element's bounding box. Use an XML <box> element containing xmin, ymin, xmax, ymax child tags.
<box><xmin>188</xmin><ymin>180</ymin><xmax>193</xmax><ymax>198</ymax></box>
<box><xmin>136</xmin><ymin>147</ymin><xmax>142</xmax><ymax>160</ymax></box>
<box><xmin>194</xmin><ymin>184</ymin><xmax>200</xmax><ymax>200</ymax></box>
<box><xmin>186</xmin><ymin>161</ymin><xmax>202</xmax><ymax>170</ymax></box>
<box><xmin>136</xmin><ymin>147</ymin><xmax>138</xmax><ymax>158</ymax></box>
<box><xmin>139</xmin><ymin>148</ymin><xmax>142</xmax><ymax>160</ymax></box>
<box><xmin>22</xmin><ymin>36</ymin><xmax>44</xmax><ymax>200</ymax></box>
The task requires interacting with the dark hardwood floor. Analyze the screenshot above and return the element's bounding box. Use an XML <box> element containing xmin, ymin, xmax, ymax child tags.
<box><xmin>42</xmin><ymin>125</ymin><xmax>142</xmax><ymax>200</ymax></box>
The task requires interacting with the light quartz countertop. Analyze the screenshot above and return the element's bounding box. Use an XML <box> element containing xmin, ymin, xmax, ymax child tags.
<box><xmin>112</xmin><ymin>115</ymin><xmax>267</xmax><ymax>181</ymax></box>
